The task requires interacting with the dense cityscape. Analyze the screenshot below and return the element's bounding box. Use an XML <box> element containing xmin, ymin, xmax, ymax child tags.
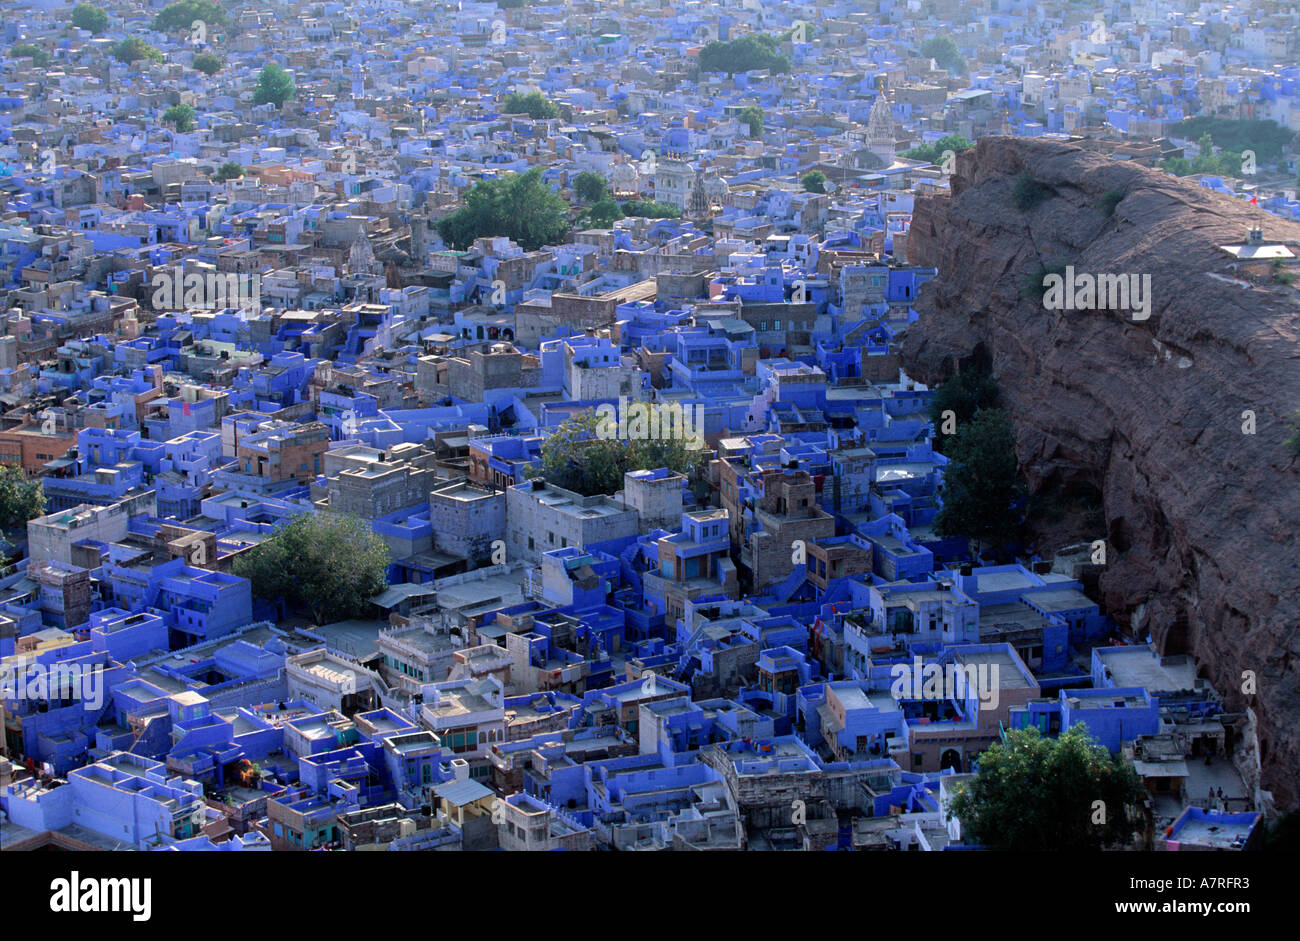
<box><xmin>0</xmin><ymin>0</ymin><xmax>1296</xmax><ymax>872</ymax></box>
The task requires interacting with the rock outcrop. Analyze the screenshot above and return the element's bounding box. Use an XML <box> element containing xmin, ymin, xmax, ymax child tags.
<box><xmin>901</xmin><ymin>136</ymin><xmax>1300</xmax><ymax>808</ymax></box>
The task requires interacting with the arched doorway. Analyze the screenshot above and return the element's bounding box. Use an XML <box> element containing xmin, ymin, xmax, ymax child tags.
<box><xmin>939</xmin><ymin>748</ymin><xmax>962</xmax><ymax>772</ymax></box>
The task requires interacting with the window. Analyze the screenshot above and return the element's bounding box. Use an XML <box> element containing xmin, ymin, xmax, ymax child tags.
<box><xmin>528</xmin><ymin>536</ymin><xmax>535</xmax><ymax>550</ymax></box>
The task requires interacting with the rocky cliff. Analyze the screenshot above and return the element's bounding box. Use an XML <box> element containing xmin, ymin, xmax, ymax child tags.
<box><xmin>900</xmin><ymin>136</ymin><xmax>1300</xmax><ymax>808</ymax></box>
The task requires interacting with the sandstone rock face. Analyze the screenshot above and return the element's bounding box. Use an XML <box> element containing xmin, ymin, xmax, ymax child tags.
<box><xmin>900</xmin><ymin>136</ymin><xmax>1300</xmax><ymax>808</ymax></box>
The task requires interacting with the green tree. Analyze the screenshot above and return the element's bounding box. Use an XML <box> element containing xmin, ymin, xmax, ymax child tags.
<box><xmin>583</xmin><ymin>197</ymin><xmax>623</xmax><ymax>228</ymax></box>
<box><xmin>503</xmin><ymin>90</ymin><xmax>560</xmax><ymax>119</ymax></box>
<box><xmin>801</xmin><ymin>170</ymin><xmax>826</xmax><ymax>193</ymax></box>
<box><xmin>928</xmin><ymin>368</ymin><xmax>1000</xmax><ymax>452</ymax></box>
<box><xmin>529</xmin><ymin>409</ymin><xmax>706</xmax><ymax>497</ymax></box>
<box><xmin>1192</xmin><ymin>133</ymin><xmax>1217</xmax><ymax>171</ymax></box>
<box><xmin>9</xmin><ymin>44</ymin><xmax>51</xmax><ymax>67</ymax></box>
<box><xmin>253</xmin><ymin>63</ymin><xmax>295</xmax><ymax>107</ymax></box>
<box><xmin>921</xmin><ymin>34</ymin><xmax>966</xmax><ymax>73</ymax></box>
<box><xmin>153</xmin><ymin>0</ymin><xmax>227</xmax><ymax>33</ymax></box>
<box><xmin>192</xmin><ymin>51</ymin><xmax>222</xmax><ymax>75</ymax></box>
<box><xmin>902</xmin><ymin>134</ymin><xmax>973</xmax><ymax>164</ymax></box>
<box><xmin>436</xmin><ymin>168</ymin><xmax>570</xmax><ymax>251</ymax></box>
<box><xmin>214</xmin><ymin>160</ymin><xmax>243</xmax><ymax>181</ymax></box>
<box><xmin>530</xmin><ymin>410</ymin><xmax>628</xmax><ymax>496</ymax></box>
<box><xmin>738</xmin><ymin>105</ymin><xmax>764</xmax><ymax>138</ymax></box>
<box><xmin>698</xmin><ymin>34</ymin><xmax>791</xmax><ymax>75</ymax></box>
<box><xmin>232</xmin><ymin>512</ymin><xmax>390</xmax><ymax>625</ymax></box>
<box><xmin>162</xmin><ymin>103</ymin><xmax>195</xmax><ymax>133</ymax></box>
<box><xmin>620</xmin><ymin>200</ymin><xmax>681</xmax><ymax>219</ymax></box>
<box><xmin>934</xmin><ymin>408</ymin><xmax>1026</xmax><ymax>553</ymax></box>
<box><xmin>113</xmin><ymin>37</ymin><xmax>164</xmax><ymax>65</ymax></box>
<box><xmin>572</xmin><ymin>170</ymin><xmax>608</xmax><ymax>203</ymax></box>
<box><xmin>71</xmin><ymin>3</ymin><xmax>109</xmax><ymax>34</ymax></box>
<box><xmin>0</xmin><ymin>464</ymin><xmax>44</xmax><ymax>531</ymax></box>
<box><xmin>1184</xmin><ymin>133</ymin><xmax>1246</xmax><ymax>177</ymax></box>
<box><xmin>1170</xmin><ymin>116</ymin><xmax>1294</xmax><ymax>164</ymax></box>
<box><xmin>950</xmin><ymin>724</ymin><xmax>1144</xmax><ymax>851</ymax></box>
<box><xmin>1161</xmin><ymin>156</ymin><xmax>1193</xmax><ymax>176</ymax></box>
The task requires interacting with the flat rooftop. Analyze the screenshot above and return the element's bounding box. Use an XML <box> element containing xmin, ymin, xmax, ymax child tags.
<box><xmin>1027</xmin><ymin>588</ymin><xmax>1094</xmax><ymax>612</ymax></box>
<box><xmin>974</xmin><ymin>571</ymin><xmax>1039</xmax><ymax>593</ymax></box>
<box><xmin>954</xmin><ymin>649</ymin><xmax>1034</xmax><ymax>689</ymax></box>
<box><xmin>1096</xmin><ymin>648</ymin><xmax>1198</xmax><ymax>693</ymax></box>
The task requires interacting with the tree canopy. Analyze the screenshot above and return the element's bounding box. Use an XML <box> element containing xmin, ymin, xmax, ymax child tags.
<box><xmin>163</xmin><ymin>104</ymin><xmax>195</xmax><ymax>133</ymax></box>
<box><xmin>801</xmin><ymin>170</ymin><xmax>826</xmax><ymax>193</ymax></box>
<box><xmin>253</xmin><ymin>63</ymin><xmax>295</xmax><ymax>107</ymax></box>
<box><xmin>436</xmin><ymin>168</ymin><xmax>570</xmax><ymax>251</ymax></box>
<box><xmin>529</xmin><ymin>409</ymin><xmax>705</xmax><ymax>497</ymax></box>
<box><xmin>232</xmin><ymin>512</ymin><xmax>390</xmax><ymax>626</ymax></box>
<box><xmin>503</xmin><ymin>90</ymin><xmax>560</xmax><ymax>120</ymax></box>
<box><xmin>71</xmin><ymin>4</ymin><xmax>109</xmax><ymax>34</ymax></box>
<box><xmin>921</xmin><ymin>34</ymin><xmax>966</xmax><ymax>73</ymax></box>
<box><xmin>192</xmin><ymin>51</ymin><xmax>223</xmax><ymax>76</ymax></box>
<box><xmin>934</xmin><ymin>407</ymin><xmax>1026</xmax><ymax>553</ymax></box>
<box><xmin>950</xmin><ymin>724</ymin><xmax>1144</xmax><ymax>851</ymax></box>
<box><xmin>0</xmin><ymin>464</ymin><xmax>44</xmax><ymax>531</ymax></box>
<box><xmin>153</xmin><ymin>0</ymin><xmax>227</xmax><ymax>33</ymax></box>
<box><xmin>214</xmin><ymin>160</ymin><xmax>243</xmax><ymax>181</ymax></box>
<box><xmin>928</xmin><ymin>367</ymin><xmax>999</xmax><ymax>452</ymax></box>
<box><xmin>113</xmin><ymin>37</ymin><xmax>164</xmax><ymax>65</ymax></box>
<box><xmin>1162</xmin><ymin>133</ymin><xmax>1249</xmax><ymax>178</ymax></box>
<box><xmin>738</xmin><ymin>105</ymin><xmax>764</xmax><ymax>138</ymax></box>
<box><xmin>902</xmin><ymin>134</ymin><xmax>973</xmax><ymax>165</ymax></box>
<box><xmin>621</xmin><ymin>200</ymin><xmax>681</xmax><ymax>219</ymax></box>
<box><xmin>582</xmin><ymin>197</ymin><xmax>624</xmax><ymax>229</ymax></box>
<box><xmin>572</xmin><ymin>171</ymin><xmax>608</xmax><ymax>203</ymax></box>
<box><xmin>1171</xmin><ymin>116</ymin><xmax>1293</xmax><ymax>164</ymax></box>
<box><xmin>9</xmin><ymin>44</ymin><xmax>51</xmax><ymax>67</ymax></box>
<box><xmin>698</xmin><ymin>34</ymin><xmax>791</xmax><ymax>75</ymax></box>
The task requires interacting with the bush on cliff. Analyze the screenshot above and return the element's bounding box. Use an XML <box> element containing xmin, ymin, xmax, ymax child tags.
<box><xmin>1012</xmin><ymin>173</ymin><xmax>1053</xmax><ymax>211</ymax></box>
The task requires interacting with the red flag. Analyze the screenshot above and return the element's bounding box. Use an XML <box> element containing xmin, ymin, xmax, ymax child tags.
<box><xmin>1250</xmin><ymin>196</ymin><xmax>1257</xmax><ymax>206</ymax></box>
